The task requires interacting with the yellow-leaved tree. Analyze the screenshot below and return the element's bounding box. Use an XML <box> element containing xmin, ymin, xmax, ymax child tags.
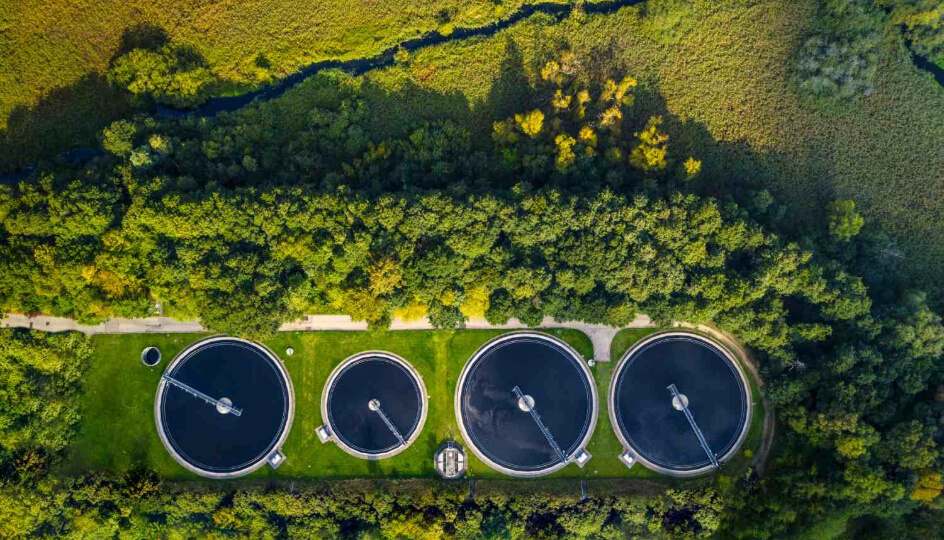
<box><xmin>629</xmin><ymin>115</ymin><xmax>669</xmax><ymax>172</ymax></box>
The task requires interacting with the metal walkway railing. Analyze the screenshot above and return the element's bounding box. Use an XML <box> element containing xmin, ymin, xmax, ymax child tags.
<box><xmin>371</xmin><ymin>400</ymin><xmax>406</xmax><ymax>446</ymax></box>
<box><xmin>667</xmin><ymin>383</ymin><xmax>718</xmax><ymax>469</ymax></box>
<box><xmin>512</xmin><ymin>385</ymin><xmax>567</xmax><ymax>463</ymax></box>
<box><xmin>162</xmin><ymin>375</ymin><xmax>242</xmax><ymax>416</ymax></box>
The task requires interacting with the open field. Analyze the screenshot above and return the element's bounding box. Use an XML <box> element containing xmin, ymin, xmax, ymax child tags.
<box><xmin>61</xmin><ymin>327</ymin><xmax>764</xmax><ymax>482</ymax></box>
<box><xmin>353</xmin><ymin>0</ymin><xmax>944</xmax><ymax>302</ymax></box>
<box><xmin>0</xmin><ymin>0</ymin><xmax>560</xmax><ymax>171</ymax></box>
<box><xmin>4</xmin><ymin>0</ymin><xmax>944</xmax><ymax>303</ymax></box>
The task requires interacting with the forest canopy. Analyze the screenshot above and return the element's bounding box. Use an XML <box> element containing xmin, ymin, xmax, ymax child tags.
<box><xmin>0</xmin><ymin>53</ymin><xmax>942</xmax><ymax>538</ymax></box>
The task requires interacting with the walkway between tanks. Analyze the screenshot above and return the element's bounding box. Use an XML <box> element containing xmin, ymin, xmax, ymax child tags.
<box><xmin>1</xmin><ymin>313</ymin><xmax>654</xmax><ymax>362</ymax></box>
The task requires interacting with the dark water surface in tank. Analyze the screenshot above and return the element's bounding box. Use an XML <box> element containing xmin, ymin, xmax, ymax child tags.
<box><xmin>160</xmin><ymin>340</ymin><xmax>289</xmax><ymax>473</ymax></box>
<box><xmin>613</xmin><ymin>335</ymin><xmax>747</xmax><ymax>472</ymax></box>
<box><xmin>459</xmin><ymin>336</ymin><xmax>593</xmax><ymax>472</ymax></box>
<box><xmin>326</xmin><ymin>356</ymin><xmax>423</xmax><ymax>454</ymax></box>
<box><xmin>143</xmin><ymin>347</ymin><xmax>160</xmax><ymax>366</ymax></box>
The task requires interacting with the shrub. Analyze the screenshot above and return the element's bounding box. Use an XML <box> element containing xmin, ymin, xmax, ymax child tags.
<box><xmin>108</xmin><ymin>44</ymin><xmax>216</xmax><ymax>107</ymax></box>
<box><xmin>795</xmin><ymin>33</ymin><xmax>879</xmax><ymax>99</ymax></box>
<box><xmin>828</xmin><ymin>199</ymin><xmax>866</xmax><ymax>240</ymax></box>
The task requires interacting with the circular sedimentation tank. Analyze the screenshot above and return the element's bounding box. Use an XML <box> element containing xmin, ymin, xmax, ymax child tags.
<box><xmin>154</xmin><ymin>336</ymin><xmax>294</xmax><ymax>478</ymax></box>
<box><xmin>321</xmin><ymin>352</ymin><xmax>427</xmax><ymax>459</ymax></box>
<box><xmin>456</xmin><ymin>332</ymin><xmax>597</xmax><ymax>477</ymax></box>
<box><xmin>609</xmin><ymin>331</ymin><xmax>751</xmax><ymax>477</ymax></box>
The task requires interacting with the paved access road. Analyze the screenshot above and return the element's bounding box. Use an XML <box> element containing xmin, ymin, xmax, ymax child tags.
<box><xmin>1</xmin><ymin>313</ymin><xmax>653</xmax><ymax>362</ymax></box>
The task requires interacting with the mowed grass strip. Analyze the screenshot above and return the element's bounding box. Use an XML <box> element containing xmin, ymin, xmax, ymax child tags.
<box><xmin>61</xmin><ymin>328</ymin><xmax>624</xmax><ymax>480</ymax></box>
<box><xmin>63</xmin><ymin>327</ymin><xmax>765</xmax><ymax>482</ymax></box>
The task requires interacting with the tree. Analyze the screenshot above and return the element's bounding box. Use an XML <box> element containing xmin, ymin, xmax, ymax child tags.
<box><xmin>630</xmin><ymin>115</ymin><xmax>669</xmax><ymax>172</ymax></box>
<box><xmin>0</xmin><ymin>330</ymin><xmax>91</xmax><ymax>479</ymax></box>
<box><xmin>514</xmin><ymin>109</ymin><xmax>544</xmax><ymax>138</ymax></box>
<box><xmin>828</xmin><ymin>199</ymin><xmax>865</xmax><ymax>241</ymax></box>
<box><xmin>911</xmin><ymin>471</ymin><xmax>943</xmax><ymax>503</ymax></box>
<box><xmin>794</xmin><ymin>0</ymin><xmax>885</xmax><ymax>99</ymax></box>
<box><xmin>100</xmin><ymin>120</ymin><xmax>137</xmax><ymax>156</ymax></box>
<box><xmin>108</xmin><ymin>43</ymin><xmax>216</xmax><ymax>107</ymax></box>
<box><xmin>882</xmin><ymin>0</ymin><xmax>944</xmax><ymax>60</ymax></box>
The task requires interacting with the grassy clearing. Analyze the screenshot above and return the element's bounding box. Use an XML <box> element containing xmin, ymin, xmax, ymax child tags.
<box><xmin>62</xmin><ymin>327</ymin><xmax>765</xmax><ymax>483</ymax></box>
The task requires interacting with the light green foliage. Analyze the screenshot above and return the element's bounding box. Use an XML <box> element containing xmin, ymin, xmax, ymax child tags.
<box><xmin>911</xmin><ymin>471</ymin><xmax>943</xmax><ymax>502</ymax></box>
<box><xmin>108</xmin><ymin>44</ymin><xmax>216</xmax><ymax>107</ymax></box>
<box><xmin>100</xmin><ymin>120</ymin><xmax>137</xmax><ymax>156</ymax></box>
<box><xmin>828</xmin><ymin>199</ymin><xmax>866</xmax><ymax>240</ymax></box>
<box><xmin>0</xmin><ymin>330</ymin><xmax>90</xmax><ymax>479</ymax></box>
<box><xmin>0</xmin><ymin>476</ymin><xmax>729</xmax><ymax>539</ymax></box>
<box><xmin>630</xmin><ymin>115</ymin><xmax>670</xmax><ymax>172</ymax></box>
<box><xmin>514</xmin><ymin>108</ymin><xmax>544</xmax><ymax>137</ymax></box>
<box><xmin>638</xmin><ymin>0</ymin><xmax>698</xmax><ymax>44</ymax></box>
<box><xmin>881</xmin><ymin>0</ymin><xmax>944</xmax><ymax>60</ymax></box>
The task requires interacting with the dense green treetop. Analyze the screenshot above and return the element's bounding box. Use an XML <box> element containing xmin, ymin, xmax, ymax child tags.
<box><xmin>0</xmin><ymin>54</ymin><xmax>941</xmax><ymax>538</ymax></box>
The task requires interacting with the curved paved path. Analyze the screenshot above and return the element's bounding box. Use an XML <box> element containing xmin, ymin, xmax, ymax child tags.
<box><xmin>2</xmin><ymin>312</ymin><xmax>776</xmax><ymax>474</ymax></box>
<box><xmin>1</xmin><ymin>313</ymin><xmax>652</xmax><ymax>362</ymax></box>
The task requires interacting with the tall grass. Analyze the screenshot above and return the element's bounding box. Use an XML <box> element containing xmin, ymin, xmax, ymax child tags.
<box><xmin>356</xmin><ymin>0</ymin><xmax>944</xmax><ymax>303</ymax></box>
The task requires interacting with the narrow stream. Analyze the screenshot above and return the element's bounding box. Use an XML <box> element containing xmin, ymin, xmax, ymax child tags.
<box><xmin>3</xmin><ymin>0</ymin><xmax>942</xmax><ymax>183</ymax></box>
<box><xmin>1</xmin><ymin>0</ymin><xmax>645</xmax><ymax>183</ymax></box>
<box><xmin>157</xmin><ymin>0</ymin><xmax>646</xmax><ymax>119</ymax></box>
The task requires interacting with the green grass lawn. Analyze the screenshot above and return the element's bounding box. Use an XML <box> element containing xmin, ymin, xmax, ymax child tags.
<box><xmin>62</xmin><ymin>327</ymin><xmax>766</xmax><ymax>484</ymax></box>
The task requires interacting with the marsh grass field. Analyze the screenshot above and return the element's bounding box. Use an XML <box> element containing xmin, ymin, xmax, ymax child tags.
<box><xmin>60</xmin><ymin>327</ymin><xmax>765</xmax><ymax>483</ymax></box>
<box><xmin>0</xmin><ymin>0</ymin><xmax>555</xmax><ymax>172</ymax></box>
<box><xmin>5</xmin><ymin>0</ymin><xmax>942</xmax><ymax>304</ymax></box>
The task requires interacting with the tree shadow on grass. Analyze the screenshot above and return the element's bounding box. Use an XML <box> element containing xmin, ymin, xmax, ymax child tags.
<box><xmin>0</xmin><ymin>23</ymin><xmax>179</xmax><ymax>176</ymax></box>
<box><xmin>115</xmin><ymin>23</ymin><xmax>170</xmax><ymax>58</ymax></box>
<box><xmin>0</xmin><ymin>73</ymin><xmax>132</xmax><ymax>175</ymax></box>
<box><xmin>629</xmin><ymin>83</ymin><xmax>836</xmax><ymax>238</ymax></box>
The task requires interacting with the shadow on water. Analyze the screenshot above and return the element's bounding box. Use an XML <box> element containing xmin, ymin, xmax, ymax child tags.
<box><xmin>909</xmin><ymin>45</ymin><xmax>944</xmax><ymax>87</ymax></box>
